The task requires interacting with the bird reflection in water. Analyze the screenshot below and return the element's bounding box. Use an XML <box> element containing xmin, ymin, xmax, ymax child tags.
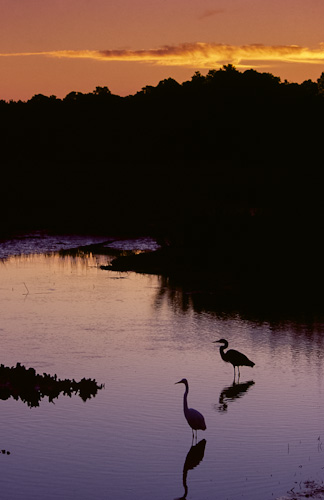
<box><xmin>217</xmin><ymin>380</ymin><xmax>255</xmax><ymax>413</ymax></box>
<box><xmin>175</xmin><ymin>439</ymin><xmax>207</xmax><ymax>500</ymax></box>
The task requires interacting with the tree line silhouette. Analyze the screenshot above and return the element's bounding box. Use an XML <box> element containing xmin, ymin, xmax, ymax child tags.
<box><xmin>1</xmin><ymin>65</ymin><xmax>323</xmax><ymax>306</ymax></box>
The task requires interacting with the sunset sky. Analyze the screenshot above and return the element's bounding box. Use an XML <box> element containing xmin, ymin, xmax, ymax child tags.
<box><xmin>1</xmin><ymin>0</ymin><xmax>324</xmax><ymax>101</ymax></box>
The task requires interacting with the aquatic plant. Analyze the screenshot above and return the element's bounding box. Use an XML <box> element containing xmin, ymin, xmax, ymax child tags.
<box><xmin>0</xmin><ymin>362</ymin><xmax>104</xmax><ymax>408</ymax></box>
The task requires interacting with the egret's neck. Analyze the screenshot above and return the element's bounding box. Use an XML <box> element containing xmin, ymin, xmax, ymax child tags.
<box><xmin>219</xmin><ymin>345</ymin><xmax>227</xmax><ymax>361</ymax></box>
<box><xmin>183</xmin><ymin>383</ymin><xmax>189</xmax><ymax>413</ymax></box>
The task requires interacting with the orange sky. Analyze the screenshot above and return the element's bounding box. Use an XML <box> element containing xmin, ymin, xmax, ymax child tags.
<box><xmin>1</xmin><ymin>0</ymin><xmax>324</xmax><ymax>101</ymax></box>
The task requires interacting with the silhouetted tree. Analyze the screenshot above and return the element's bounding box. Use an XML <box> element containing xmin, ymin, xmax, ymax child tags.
<box><xmin>300</xmin><ymin>79</ymin><xmax>318</xmax><ymax>96</ymax></box>
<box><xmin>93</xmin><ymin>85</ymin><xmax>111</xmax><ymax>96</ymax></box>
<box><xmin>317</xmin><ymin>72</ymin><xmax>324</xmax><ymax>95</ymax></box>
<box><xmin>63</xmin><ymin>90</ymin><xmax>85</xmax><ymax>102</ymax></box>
<box><xmin>1</xmin><ymin>64</ymin><xmax>324</xmax><ymax>254</ymax></box>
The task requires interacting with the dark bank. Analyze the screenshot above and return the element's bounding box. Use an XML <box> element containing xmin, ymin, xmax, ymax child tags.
<box><xmin>1</xmin><ymin>65</ymin><xmax>323</xmax><ymax>311</ymax></box>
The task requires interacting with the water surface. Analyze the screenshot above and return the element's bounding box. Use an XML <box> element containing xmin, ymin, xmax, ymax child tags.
<box><xmin>0</xmin><ymin>241</ymin><xmax>323</xmax><ymax>500</ymax></box>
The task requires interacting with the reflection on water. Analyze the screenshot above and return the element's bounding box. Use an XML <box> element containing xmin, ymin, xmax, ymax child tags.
<box><xmin>175</xmin><ymin>439</ymin><xmax>206</xmax><ymax>500</ymax></box>
<box><xmin>153</xmin><ymin>275</ymin><xmax>324</xmax><ymax>332</ymax></box>
<box><xmin>0</xmin><ymin>362</ymin><xmax>103</xmax><ymax>407</ymax></box>
<box><xmin>0</xmin><ymin>247</ymin><xmax>324</xmax><ymax>500</ymax></box>
<box><xmin>0</xmin><ymin>232</ymin><xmax>111</xmax><ymax>260</ymax></box>
<box><xmin>217</xmin><ymin>380</ymin><xmax>255</xmax><ymax>413</ymax></box>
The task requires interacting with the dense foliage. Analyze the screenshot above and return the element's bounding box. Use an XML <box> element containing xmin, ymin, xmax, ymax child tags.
<box><xmin>0</xmin><ymin>362</ymin><xmax>103</xmax><ymax>407</ymax></box>
<box><xmin>1</xmin><ymin>65</ymin><xmax>323</xmax><ymax>304</ymax></box>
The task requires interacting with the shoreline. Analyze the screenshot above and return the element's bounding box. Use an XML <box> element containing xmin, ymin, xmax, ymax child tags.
<box><xmin>99</xmin><ymin>243</ymin><xmax>323</xmax><ymax>314</ymax></box>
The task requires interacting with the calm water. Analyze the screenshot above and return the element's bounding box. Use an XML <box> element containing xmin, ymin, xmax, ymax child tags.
<box><xmin>0</xmin><ymin>236</ymin><xmax>324</xmax><ymax>500</ymax></box>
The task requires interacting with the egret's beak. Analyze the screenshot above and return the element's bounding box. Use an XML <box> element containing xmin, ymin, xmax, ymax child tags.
<box><xmin>212</xmin><ymin>340</ymin><xmax>221</xmax><ymax>343</ymax></box>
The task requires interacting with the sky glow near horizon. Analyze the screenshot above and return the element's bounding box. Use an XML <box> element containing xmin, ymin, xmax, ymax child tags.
<box><xmin>1</xmin><ymin>0</ymin><xmax>324</xmax><ymax>100</ymax></box>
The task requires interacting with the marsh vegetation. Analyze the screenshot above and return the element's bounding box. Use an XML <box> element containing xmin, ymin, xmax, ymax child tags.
<box><xmin>1</xmin><ymin>66</ymin><xmax>323</xmax><ymax>310</ymax></box>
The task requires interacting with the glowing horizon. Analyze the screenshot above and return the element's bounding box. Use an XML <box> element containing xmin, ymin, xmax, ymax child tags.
<box><xmin>2</xmin><ymin>42</ymin><xmax>324</xmax><ymax>69</ymax></box>
<box><xmin>2</xmin><ymin>0</ymin><xmax>324</xmax><ymax>100</ymax></box>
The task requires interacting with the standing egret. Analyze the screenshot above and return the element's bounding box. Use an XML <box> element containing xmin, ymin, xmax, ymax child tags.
<box><xmin>175</xmin><ymin>378</ymin><xmax>206</xmax><ymax>441</ymax></box>
<box><xmin>213</xmin><ymin>339</ymin><xmax>255</xmax><ymax>378</ymax></box>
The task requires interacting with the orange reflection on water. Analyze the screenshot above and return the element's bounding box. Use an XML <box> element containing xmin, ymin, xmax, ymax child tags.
<box><xmin>0</xmin><ymin>251</ymin><xmax>324</xmax><ymax>500</ymax></box>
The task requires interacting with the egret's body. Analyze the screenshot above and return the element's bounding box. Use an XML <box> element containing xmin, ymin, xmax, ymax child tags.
<box><xmin>214</xmin><ymin>339</ymin><xmax>255</xmax><ymax>377</ymax></box>
<box><xmin>175</xmin><ymin>378</ymin><xmax>206</xmax><ymax>441</ymax></box>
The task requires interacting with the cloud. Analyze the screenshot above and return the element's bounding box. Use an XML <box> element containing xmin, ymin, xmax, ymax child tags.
<box><xmin>2</xmin><ymin>42</ymin><xmax>324</xmax><ymax>69</ymax></box>
<box><xmin>199</xmin><ymin>9</ymin><xmax>225</xmax><ymax>20</ymax></box>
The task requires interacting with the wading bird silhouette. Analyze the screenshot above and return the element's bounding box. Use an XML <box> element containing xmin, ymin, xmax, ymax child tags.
<box><xmin>213</xmin><ymin>339</ymin><xmax>255</xmax><ymax>379</ymax></box>
<box><xmin>175</xmin><ymin>378</ymin><xmax>206</xmax><ymax>442</ymax></box>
